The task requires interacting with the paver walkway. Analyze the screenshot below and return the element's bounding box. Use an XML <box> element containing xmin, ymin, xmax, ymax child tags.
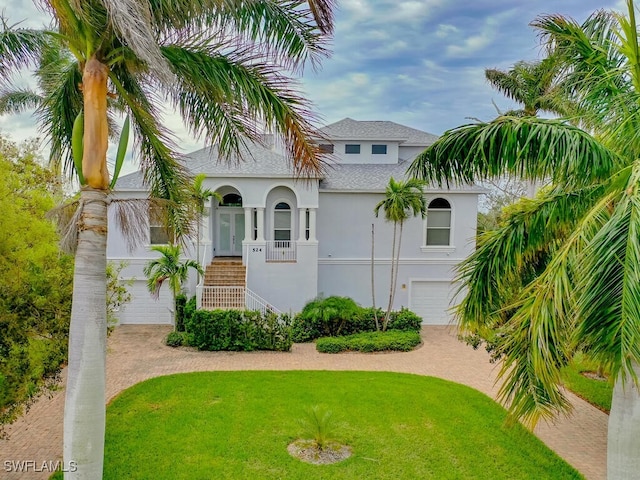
<box><xmin>0</xmin><ymin>325</ymin><xmax>607</xmax><ymax>479</ymax></box>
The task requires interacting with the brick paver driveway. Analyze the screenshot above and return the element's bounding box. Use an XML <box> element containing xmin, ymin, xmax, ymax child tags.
<box><xmin>0</xmin><ymin>325</ymin><xmax>607</xmax><ymax>479</ymax></box>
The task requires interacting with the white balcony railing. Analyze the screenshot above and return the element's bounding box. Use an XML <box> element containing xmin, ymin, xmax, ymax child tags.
<box><xmin>196</xmin><ymin>286</ymin><xmax>281</xmax><ymax>315</ymax></box>
<box><xmin>265</xmin><ymin>240</ymin><xmax>296</xmax><ymax>262</ymax></box>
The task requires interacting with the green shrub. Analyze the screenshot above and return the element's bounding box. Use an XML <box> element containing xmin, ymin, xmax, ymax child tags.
<box><xmin>388</xmin><ymin>308</ymin><xmax>422</xmax><ymax>331</ymax></box>
<box><xmin>293</xmin><ymin>298</ymin><xmax>422</xmax><ymax>342</ymax></box>
<box><xmin>174</xmin><ymin>294</ymin><xmax>188</xmax><ymax>332</ymax></box>
<box><xmin>185</xmin><ymin>309</ymin><xmax>292</xmax><ymax>352</ymax></box>
<box><xmin>165</xmin><ymin>331</ymin><xmax>184</xmax><ymax>347</ymax></box>
<box><xmin>292</xmin><ymin>296</ymin><xmax>361</xmax><ymax>342</ymax></box>
<box><xmin>316</xmin><ymin>330</ymin><xmax>422</xmax><ymax>353</ymax></box>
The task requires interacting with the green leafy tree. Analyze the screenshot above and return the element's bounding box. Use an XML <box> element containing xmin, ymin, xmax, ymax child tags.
<box><xmin>0</xmin><ymin>1</ymin><xmax>334</xmax><ymax>476</ymax></box>
<box><xmin>374</xmin><ymin>178</ymin><xmax>426</xmax><ymax>330</ymax></box>
<box><xmin>144</xmin><ymin>244</ymin><xmax>203</xmax><ymax>328</ymax></box>
<box><xmin>409</xmin><ymin>2</ymin><xmax>640</xmax><ymax>477</ymax></box>
<box><xmin>105</xmin><ymin>261</ymin><xmax>133</xmax><ymax>332</ymax></box>
<box><xmin>0</xmin><ymin>136</ymin><xmax>73</xmax><ymax>431</ymax></box>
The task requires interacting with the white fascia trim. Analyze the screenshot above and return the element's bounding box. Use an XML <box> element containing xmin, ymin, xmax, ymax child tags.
<box><xmin>318</xmin><ymin>257</ymin><xmax>465</xmax><ymax>265</ymax></box>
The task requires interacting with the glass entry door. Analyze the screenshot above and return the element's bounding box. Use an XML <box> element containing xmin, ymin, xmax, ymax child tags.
<box><xmin>217</xmin><ymin>209</ymin><xmax>245</xmax><ymax>256</ymax></box>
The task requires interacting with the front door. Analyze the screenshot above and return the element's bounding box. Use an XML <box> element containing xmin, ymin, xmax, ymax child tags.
<box><xmin>217</xmin><ymin>209</ymin><xmax>245</xmax><ymax>256</ymax></box>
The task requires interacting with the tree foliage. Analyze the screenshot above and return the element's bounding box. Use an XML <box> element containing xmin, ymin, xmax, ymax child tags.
<box><xmin>0</xmin><ymin>137</ymin><xmax>73</xmax><ymax>429</ymax></box>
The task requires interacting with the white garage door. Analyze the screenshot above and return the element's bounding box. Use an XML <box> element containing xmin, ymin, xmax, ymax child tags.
<box><xmin>116</xmin><ymin>280</ymin><xmax>173</xmax><ymax>325</ymax></box>
<box><xmin>410</xmin><ymin>281</ymin><xmax>458</xmax><ymax>325</ymax></box>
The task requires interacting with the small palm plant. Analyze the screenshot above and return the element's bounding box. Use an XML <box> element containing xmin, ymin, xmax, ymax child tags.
<box><xmin>144</xmin><ymin>244</ymin><xmax>203</xmax><ymax>329</ymax></box>
<box><xmin>298</xmin><ymin>405</ymin><xmax>336</xmax><ymax>451</ymax></box>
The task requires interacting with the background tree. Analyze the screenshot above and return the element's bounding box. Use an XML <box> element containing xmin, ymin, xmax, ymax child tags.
<box><xmin>374</xmin><ymin>177</ymin><xmax>426</xmax><ymax>330</ymax></box>
<box><xmin>144</xmin><ymin>244</ymin><xmax>202</xmax><ymax>328</ymax></box>
<box><xmin>0</xmin><ymin>136</ymin><xmax>73</xmax><ymax>432</ymax></box>
<box><xmin>409</xmin><ymin>2</ymin><xmax>640</xmax><ymax>477</ymax></box>
<box><xmin>0</xmin><ymin>1</ymin><xmax>334</xmax><ymax>476</ymax></box>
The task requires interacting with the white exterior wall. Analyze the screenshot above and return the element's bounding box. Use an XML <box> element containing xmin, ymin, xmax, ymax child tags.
<box><xmin>316</xmin><ymin>191</ymin><xmax>477</xmax><ymax>312</ymax></box>
<box><xmin>329</xmin><ymin>141</ymin><xmax>400</xmax><ymax>164</ymax></box>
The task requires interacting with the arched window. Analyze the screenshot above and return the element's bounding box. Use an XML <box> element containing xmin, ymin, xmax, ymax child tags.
<box><xmin>221</xmin><ymin>193</ymin><xmax>242</xmax><ymax>207</ymax></box>
<box><xmin>274</xmin><ymin>202</ymin><xmax>291</xmax><ymax>241</ymax></box>
<box><xmin>426</xmin><ymin>198</ymin><xmax>451</xmax><ymax>246</ymax></box>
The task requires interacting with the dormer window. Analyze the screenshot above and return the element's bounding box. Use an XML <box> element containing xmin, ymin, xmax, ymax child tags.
<box><xmin>345</xmin><ymin>144</ymin><xmax>361</xmax><ymax>154</ymax></box>
<box><xmin>372</xmin><ymin>144</ymin><xmax>387</xmax><ymax>154</ymax></box>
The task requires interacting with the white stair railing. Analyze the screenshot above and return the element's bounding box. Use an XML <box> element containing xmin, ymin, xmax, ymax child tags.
<box><xmin>196</xmin><ymin>285</ymin><xmax>281</xmax><ymax>315</ymax></box>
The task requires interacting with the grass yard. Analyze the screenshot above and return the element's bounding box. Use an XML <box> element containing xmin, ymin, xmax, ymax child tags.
<box><xmin>105</xmin><ymin>371</ymin><xmax>582</xmax><ymax>479</ymax></box>
<box><xmin>561</xmin><ymin>353</ymin><xmax>612</xmax><ymax>413</ymax></box>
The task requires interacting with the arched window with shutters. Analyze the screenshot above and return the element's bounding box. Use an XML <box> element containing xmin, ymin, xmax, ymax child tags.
<box><xmin>273</xmin><ymin>202</ymin><xmax>292</xmax><ymax>242</ymax></box>
<box><xmin>425</xmin><ymin>198</ymin><xmax>451</xmax><ymax>246</ymax></box>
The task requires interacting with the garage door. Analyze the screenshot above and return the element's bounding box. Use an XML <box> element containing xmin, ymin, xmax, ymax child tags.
<box><xmin>409</xmin><ymin>281</ymin><xmax>458</xmax><ymax>325</ymax></box>
<box><xmin>116</xmin><ymin>280</ymin><xmax>173</xmax><ymax>325</ymax></box>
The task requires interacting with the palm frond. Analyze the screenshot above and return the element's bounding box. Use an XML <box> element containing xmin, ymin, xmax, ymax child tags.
<box><xmin>576</xmin><ymin>160</ymin><xmax>640</xmax><ymax>384</ymax></box>
<box><xmin>456</xmin><ymin>183</ymin><xmax>603</xmax><ymax>335</ymax></box>
<box><xmin>110</xmin><ymin>66</ymin><xmax>193</xmax><ymax>241</ymax></box>
<box><xmin>408</xmin><ymin>117</ymin><xmax>619</xmax><ymax>188</ymax></box>
<box><xmin>0</xmin><ymin>20</ymin><xmax>46</xmax><ymax>81</ymax></box>
<box><xmin>493</xmin><ymin>187</ymin><xmax>618</xmax><ymax>426</ymax></box>
<box><xmin>162</xmin><ymin>42</ymin><xmax>327</xmax><ymax>178</ymax></box>
<box><xmin>0</xmin><ymin>88</ymin><xmax>42</xmax><ymax>114</ymax></box>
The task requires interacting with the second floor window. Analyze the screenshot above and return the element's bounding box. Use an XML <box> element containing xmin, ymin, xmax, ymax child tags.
<box><xmin>426</xmin><ymin>198</ymin><xmax>451</xmax><ymax>246</ymax></box>
<box><xmin>274</xmin><ymin>202</ymin><xmax>292</xmax><ymax>241</ymax></box>
<box><xmin>345</xmin><ymin>144</ymin><xmax>360</xmax><ymax>154</ymax></box>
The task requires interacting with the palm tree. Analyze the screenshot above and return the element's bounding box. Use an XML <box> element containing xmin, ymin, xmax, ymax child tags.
<box><xmin>0</xmin><ymin>1</ymin><xmax>334</xmax><ymax>476</ymax></box>
<box><xmin>144</xmin><ymin>244</ymin><xmax>202</xmax><ymax>327</ymax></box>
<box><xmin>485</xmin><ymin>57</ymin><xmax>569</xmax><ymax>117</ymax></box>
<box><xmin>408</xmin><ymin>3</ymin><xmax>640</xmax><ymax>477</ymax></box>
<box><xmin>374</xmin><ymin>177</ymin><xmax>426</xmax><ymax>330</ymax></box>
<box><xmin>189</xmin><ymin>173</ymin><xmax>221</xmax><ymax>282</ymax></box>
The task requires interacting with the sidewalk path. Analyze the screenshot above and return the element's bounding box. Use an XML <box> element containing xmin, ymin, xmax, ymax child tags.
<box><xmin>0</xmin><ymin>325</ymin><xmax>607</xmax><ymax>479</ymax></box>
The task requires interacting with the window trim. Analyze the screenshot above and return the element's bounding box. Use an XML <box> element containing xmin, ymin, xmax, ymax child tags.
<box><xmin>371</xmin><ymin>144</ymin><xmax>387</xmax><ymax>155</ymax></box>
<box><xmin>148</xmin><ymin>207</ymin><xmax>171</xmax><ymax>245</ymax></box>
<box><xmin>272</xmin><ymin>200</ymin><xmax>293</xmax><ymax>242</ymax></box>
<box><xmin>345</xmin><ymin>144</ymin><xmax>361</xmax><ymax>154</ymax></box>
<box><xmin>422</xmin><ymin>196</ymin><xmax>454</xmax><ymax>251</ymax></box>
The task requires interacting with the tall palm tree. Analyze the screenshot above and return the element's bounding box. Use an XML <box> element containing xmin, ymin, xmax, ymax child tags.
<box><xmin>374</xmin><ymin>177</ymin><xmax>426</xmax><ymax>330</ymax></box>
<box><xmin>409</xmin><ymin>2</ymin><xmax>640</xmax><ymax>477</ymax></box>
<box><xmin>144</xmin><ymin>244</ymin><xmax>202</xmax><ymax>327</ymax></box>
<box><xmin>0</xmin><ymin>1</ymin><xmax>334</xmax><ymax>477</ymax></box>
<box><xmin>189</xmin><ymin>173</ymin><xmax>221</xmax><ymax>282</ymax></box>
<box><xmin>485</xmin><ymin>57</ymin><xmax>569</xmax><ymax>117</ymax></box>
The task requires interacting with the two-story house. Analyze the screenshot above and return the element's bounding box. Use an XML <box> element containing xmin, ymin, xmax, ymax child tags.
<box><xmin>108</xmin><ymin>118</ymin><xmax>482</xmax><ymax>325</ymax></box>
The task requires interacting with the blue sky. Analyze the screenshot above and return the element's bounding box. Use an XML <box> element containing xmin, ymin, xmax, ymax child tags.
<box><xmin>0</xmin><ymin>0</ymin><xmax>625</xmax><ymax>154</ymax></box>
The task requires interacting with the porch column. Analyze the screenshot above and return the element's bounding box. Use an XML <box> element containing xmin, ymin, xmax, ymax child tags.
<box><xmin>308</xmin><ymin>208</ymin><xmax>317</xmax><ymax>241</ymax></box>
<box><xmin>244</xmin><ymin>207</ymin><xmax>252</xmax><ymax>241</ymax></box>
<box><xmin>201</xmin><ymin>200</ymin><xmax>211</xmax><ymax>243</ymax></box>
<box><xmin>256</xmin><ymin>207</ymin><xmax>265</xmax><ymax>241</ymax></box>
<box><xmin>298</xmin><ymin>208</ymin><xmax>307</xmax><ymax>242</ymax></box>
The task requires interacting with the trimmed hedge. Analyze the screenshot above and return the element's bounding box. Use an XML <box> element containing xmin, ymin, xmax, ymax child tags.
<box><xmin>185</xmin><ymin>309</ymin><xmax>292</xmax><ymax>352</ymax></box>
<box><xmin>292</xmin><ymin>297</ymin><xmax>422</xmax><ymax>343</ymax></box>
<box><xmin>316</xmin><ymin>330</ymin><xmax>422</xmax><ymax>353</ymax></box>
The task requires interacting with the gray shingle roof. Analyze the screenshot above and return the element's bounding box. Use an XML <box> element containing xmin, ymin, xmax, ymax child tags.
<box><xmin>319</xmin><ymin>118</ymin><xmax>438</xmax><ymax>145</ymax></box>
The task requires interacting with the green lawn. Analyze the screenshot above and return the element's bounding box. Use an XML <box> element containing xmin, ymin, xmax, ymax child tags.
<box><xmin>105</xmin><ymin>371</ymin><xmax>582</xmax><ymax>479</ymax></box>
<box><xmin>561</xmin><ymin>353</ymin><xmax>612</xmax><ymax>413</ymax></box>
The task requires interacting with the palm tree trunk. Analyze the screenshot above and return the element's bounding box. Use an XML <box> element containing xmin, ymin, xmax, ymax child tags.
<box><xmin>81</xmin><ymin>57</ymin><xmax>109</xmax><ymax>190</ymax></box>
<box><xmin>607</xmin><ymin>363</ymin><xmax>640</xmax><ymax>479</ymax></box>
<box><xmin>371</xmin><ymin>223</ymin><xmax>379</xmax><ymax>331</ymax></box>
<box><xmin>391</xmin><ymin>221</ymin><xmax>404</xmax><ymax>316</ymax></box>
<box><xmin>384</xmin><ymin>222</ymin><xmax>397</xmax><ymax>330</ymax></box>
<box><xmin>64</xmin><ymin>188</ymin><xmax>108</xmax><ymax>479</ymax></box>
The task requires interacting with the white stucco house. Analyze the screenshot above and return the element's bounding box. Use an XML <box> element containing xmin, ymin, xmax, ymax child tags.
<box><xmin>108</xmin><ymin>118</ymin><xmax>482</xmax><ymax>325</ymax></box>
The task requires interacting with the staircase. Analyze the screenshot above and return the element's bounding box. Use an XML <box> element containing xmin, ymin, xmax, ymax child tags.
<box><xmin>204</xmin><ymin>257</ymin><xmax>246</xmax><ymax>287</ymax></box>
<box><xmin>201</xmin><ymin>257</ymin><xmax>245</xmax><ymax>309</ymax></box>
